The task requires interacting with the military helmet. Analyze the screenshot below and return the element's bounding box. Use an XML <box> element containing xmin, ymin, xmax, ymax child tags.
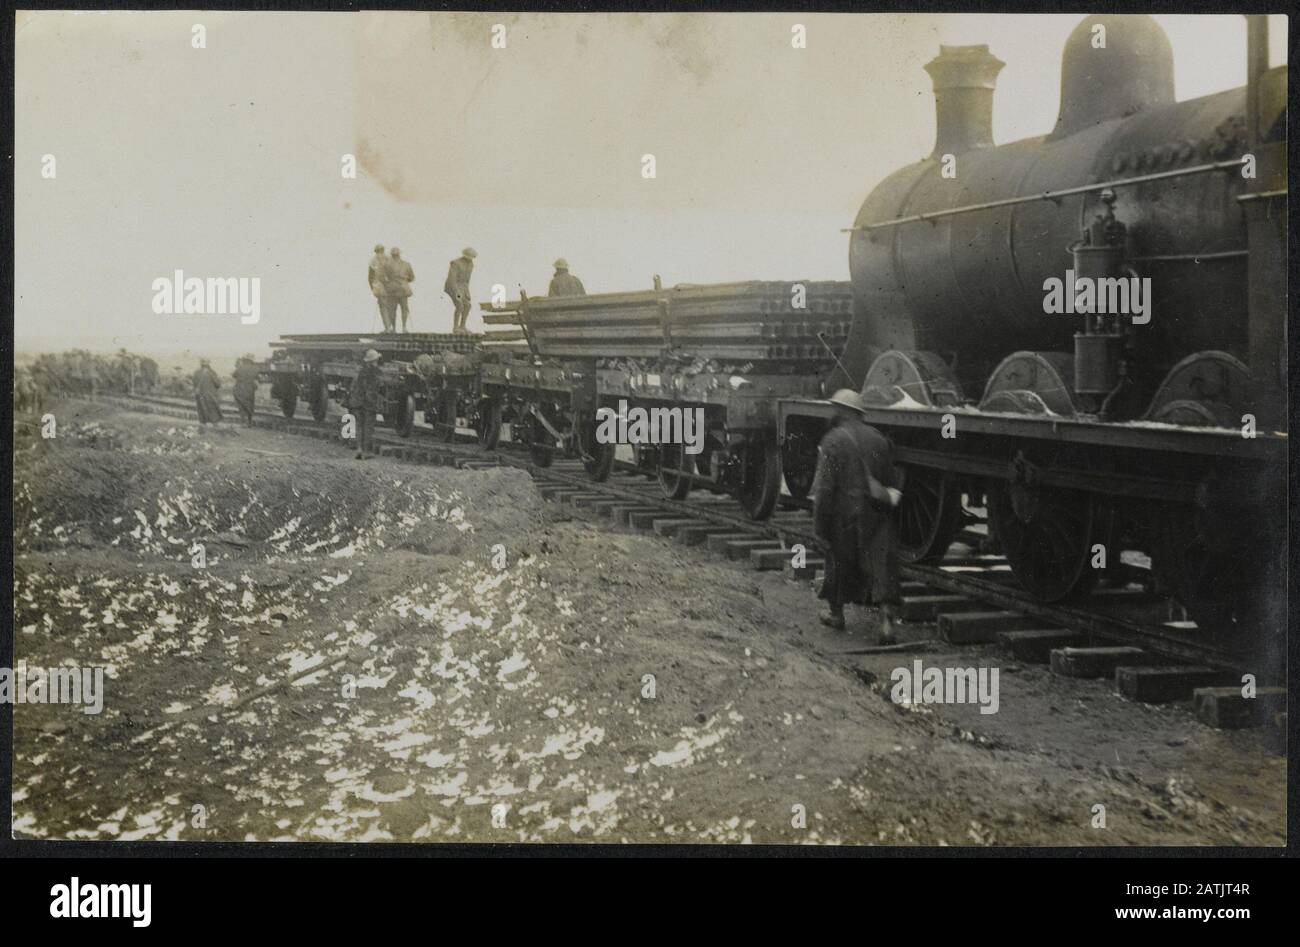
<box><xmin>364</xmin><ymin>349</ymin><xmax>382</xmax><ymax>363</ymax></box>
<box><xmin>462</xmin><ymin>247</ymin><xmax>477</xmax><ymax>259</ymax></box>
<box><xmin>553</xmin><ymin>258</ymin><xmax>569</xmax><ymax>269</ymax></box>
<box><xmin>373</xmin><ymin>244</ymin><xmax>384</xmax><ymax>253</ymax></box>
<box><xmin>827</xmin><ymin>388</ymin><xmax>866</xmax><ymax>414</ymax></box>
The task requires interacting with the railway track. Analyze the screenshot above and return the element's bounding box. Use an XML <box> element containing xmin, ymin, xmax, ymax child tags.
<box><xmin>89</xmin><ymin>392</ymin><xmax>1284</xmax><ymax>728</ymax></box>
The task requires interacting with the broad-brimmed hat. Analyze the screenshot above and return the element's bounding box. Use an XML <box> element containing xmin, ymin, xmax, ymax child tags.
<box><xmin>364</xmin><ymin>349</ymin><xmax>381</xmax><ymax>363</ymax></box>
<box><xmin>827</xmin><ymin>388</ymin><xmax>866</xmax><ymax>414</ymax></box>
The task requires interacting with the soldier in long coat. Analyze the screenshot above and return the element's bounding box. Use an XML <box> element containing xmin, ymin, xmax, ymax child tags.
<box><xmin>193</xmin><ymin>358</ymin><xmax>224</xmax><ymax>425</ymax></box>
<box><xmin>232</xmin><ymin>356</ymin><xmax>260</xmax><ymax>426</ymax></box>
<box><xmin>811</xmin><ymin>389</ymin><xmax>903</xmax><ymax>642</ymax></box>
<box><xmin>349</xmin><ymin>349</ymin><xmax>383</xmax><ymax>459</ymax></box>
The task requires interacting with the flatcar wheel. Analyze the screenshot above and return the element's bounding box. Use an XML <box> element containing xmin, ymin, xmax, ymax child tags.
<box><xmin>439</xmin><ymin>392</ymin><xmax>457</xmax><ymax>442</ymax></box>
<box><xmin>578</xmin><ymin>416</ymin><xmax>614</xmax><ymax>481</ymax></box>
<box><xmin>476</xmin><ymin>400</ymin><xmax>502</xmax><ymax>449</ymax></box>
<box><xmin>526</xmin><ymin>414</ymin><xmax>554</xmax><ymax>468</ymax></box>
<box><xmin>736</xmin><ymin>432</ymin><xmax>781</xmax><ymax>521</ymax></box>
<box><xmin>657</xmin><ymin>443</ymin><xmax>692</xmax><ymax>500</ymax></box>
<box><xmin>309</xmin><ymin>377</ymin><xmax>329</xmax><ymax>423</ymax></box>
<box><xmin>895</xmin><ymin>467</ymin><xmax>963</xmax><ymax>564</ymax></box>
<box><xmin>393</xmin><ymin>392</ymin><xmax>416</xmax><ymax>438</ymax></box>
<box><xmin>987</xmin><ymin>477</ymin><xmax>1103</xmax><ymax>603</ymax></box>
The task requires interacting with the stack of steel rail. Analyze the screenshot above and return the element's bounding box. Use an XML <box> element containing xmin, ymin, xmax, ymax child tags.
<box><xmin>270</xmin><ymin>332</ymin><xmax>483</xmax><ymax>359</ymax></box>
<box><xmin>480</xmin><ymin>280</ymin><xmax>852</xmax><ymax>362</ymax></box>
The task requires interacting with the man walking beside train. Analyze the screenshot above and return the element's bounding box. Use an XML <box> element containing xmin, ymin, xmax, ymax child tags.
<box><xmin>444</xmin><ymin>247</ymin><xmax>476</xmax><ymax>333</ymax></box>
<box><xmin>349</xmin><ymin>349</ymin><xmax>383</xmax><ymax>460</ymax></box>
<box><xmin>389</xmin><ymin>247</ymin><xmax>415</xmax><ymax>332</ymax></box>
<box><xmin>812</xmin><ymin>389</ymin><xmax>903</xmax><ymax>643</ymax></box>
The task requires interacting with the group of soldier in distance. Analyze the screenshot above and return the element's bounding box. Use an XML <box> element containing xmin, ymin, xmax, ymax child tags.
<box><xmin>13</xmin><ymin>248</ymin><xmax>901</xmax><ymax>643</ymax></box>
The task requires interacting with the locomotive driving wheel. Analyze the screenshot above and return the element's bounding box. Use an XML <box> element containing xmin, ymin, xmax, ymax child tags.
<box><xmin>657</xmin><ymin>443</ymin><xmax>693</xmax><ymax>500</ymax></box>
<box><xmin>986</xmin><ymin>450</ymin><xmax>1111</xmax><ymax>602</ymax></box>
<box><xmin>979</xmin><ymin>352</ymin><xmax>1080</xmax><ymax>417</ymax></box>
<box><xmin>1145</xmin><ymin>391</ymin><xmax>1281</xmax><ymax>649</ymax></box>
<box><xmin>736</xmin><ymin>431</ymin><xmax>781</xmax><ymax>521</ymax></box>
<box><xmin>895</xmin><ymin>466</ymin><xmax>963</xmax><ymax>564</ymax></box>
<box><xmin>861</xmin><ymin>350</ymin><xmax>963</xmax><ymax>407</ymax></box>
<box><xmin>1150</xmin><ymin>473</ymin><xmax>1283</xmax><ymax>651</ymax></box>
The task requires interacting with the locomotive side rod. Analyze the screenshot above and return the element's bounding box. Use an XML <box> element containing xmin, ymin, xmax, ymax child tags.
<box><xmin>845</xmin><ymin>157</ymin><xmax>1248</xmax><ymax>232</ymax></box>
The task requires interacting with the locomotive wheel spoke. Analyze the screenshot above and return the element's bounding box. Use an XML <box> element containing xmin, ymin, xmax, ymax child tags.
<box><xmin>988</xmin><ymin>480</ymin><xmax>1097</xmax><ymax>603</ymax></box>
<box><xmin>895</xmin><ymin>467</ymin><xmax>961</xmax><ymax>564</ymax></box>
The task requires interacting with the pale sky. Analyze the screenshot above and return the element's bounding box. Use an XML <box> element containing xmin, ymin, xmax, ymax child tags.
<box><xmin>13</xmin><ymin>11</ymin><xmax>1288</xmax><ymax>358</ymax></box>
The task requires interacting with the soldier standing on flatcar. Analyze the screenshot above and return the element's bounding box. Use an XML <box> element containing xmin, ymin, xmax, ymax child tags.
<box><xmin>232</xmin><ymin>355</ymin><xmax>260</xmax><ymax>427</ymax></box>
<box><xmin>811</xmin><ymin>389</ymin><xmax>904</xmax><ymax>643</ymax></box>
<box><xmin>444</xmin><ymin>247</ymin><xmax>476</xmax><ymax>333</ymax></box>
<box><xmin>389</xmin><ymin>247</ymin><xmax>415</xmax><ymax>333</ymax></box>
<box><xmin>192</xmin><ymin>358</ymin><xmax>224</xmax><ymax>426</ymax></box>
<box><xmin>369</xmin><ymin>244</ymin><xmax>397</xmax><ymax>333</ymax></box>
<box><xmin>548</xmin><ymin>258</ymin><xmax>586</xmax><ymax>297</ymax></box>
<box><xmin>349</xmin><ymin>349</ymin><xmax>383</xmax><ymax>459</ymax></box>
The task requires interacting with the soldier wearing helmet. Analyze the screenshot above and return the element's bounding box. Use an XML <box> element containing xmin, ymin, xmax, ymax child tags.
<box><xmin>193</xmin><ymin>358</ymin><xmax>224</xmax><ymax>426</ymax></box>
<box><xmin>811</xmin><ymin>388</ymin><xmax>903</xmax><ymax>642</ymax></box>
<box><xmin>444</xmin><ymin>247</ymin><xmax>477</xmax><ymax>333</ymax></box>
<box><xmin>369</xmin><ymin>244</ymin><xmax>397</xmax><ymax>333</ymax></box>
<box><xmin>547</xmin><ymin>258</ymin><xmax>586</xmax><ymax>297</ymax></box>
<box><xmin>349</xmin><ymin>349</ymin><xmax>383</xmax><ymax>459</ymax></box>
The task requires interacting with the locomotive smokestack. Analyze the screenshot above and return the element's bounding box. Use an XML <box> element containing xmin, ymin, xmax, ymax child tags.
<box><xmin>924</xmin><ymin>44</ymin><xmax>1005</xmax><ymax>158</ymax></box>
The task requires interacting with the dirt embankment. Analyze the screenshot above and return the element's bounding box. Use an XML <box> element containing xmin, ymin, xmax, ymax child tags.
<box><xmin>11</xmin><ymin>402</ymin><xmax>1286</xmax><ymax>845</ymax></box>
